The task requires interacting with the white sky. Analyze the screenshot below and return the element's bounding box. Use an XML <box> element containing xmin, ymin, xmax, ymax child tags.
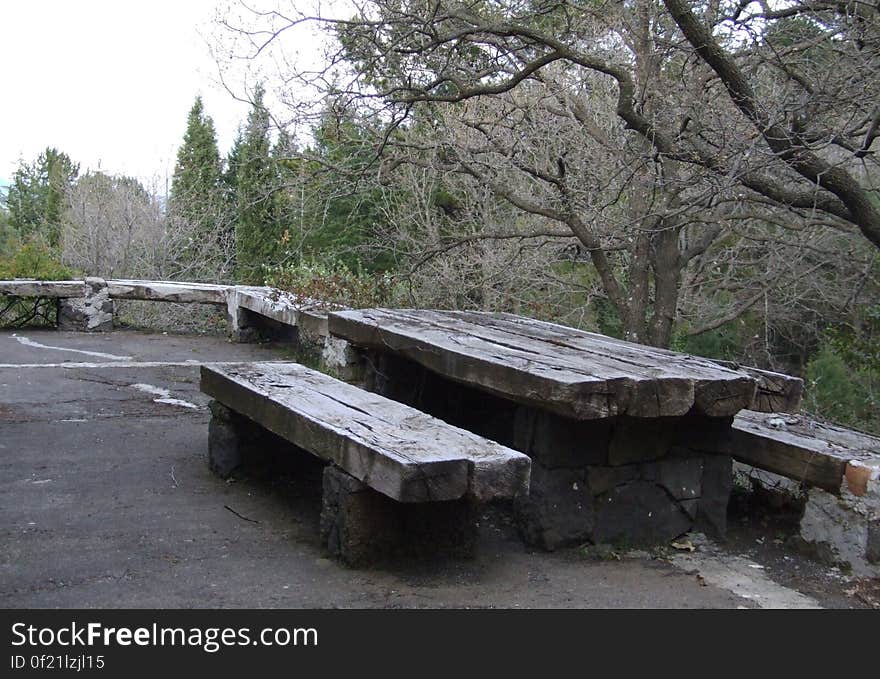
<box><xmin>0</xmin><ymin>0</ymin><xmax>254</xmax><ymax>189</ymax></box>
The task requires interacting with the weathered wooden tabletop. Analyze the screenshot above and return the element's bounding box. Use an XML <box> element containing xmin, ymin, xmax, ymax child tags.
<box><xmin>328</xmin><ymin>309</ymin><xmax>763</xmax><ymax>421</ymax></box>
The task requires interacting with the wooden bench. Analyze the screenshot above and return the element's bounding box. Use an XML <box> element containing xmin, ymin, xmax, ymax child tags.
<box><xmin>724</xmin><ymin>410</ymin><xmax>880</xmax><ymax>496</ymax></box>
<box><xmin>199</xmin><ymin>362</ymin><xmax>531</xmax><ymax>564</ymax></box>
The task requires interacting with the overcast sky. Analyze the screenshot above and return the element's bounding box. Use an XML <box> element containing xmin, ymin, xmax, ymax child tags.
<box><xmin>0</xmin><ymin>0</ymin><xmax>253</xmax><ymax>188</ymax></box>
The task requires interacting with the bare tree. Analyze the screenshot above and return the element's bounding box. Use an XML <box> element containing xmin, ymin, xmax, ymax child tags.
<box><xmin>215</xmin><ymin>0</ymin><xmax>880</xmax><ymax>347</ymax></box>
<box><xmin>374</xmin><ymin>158</ymin><xmax>603</xmax><ymax>322</ymax></box>
<box><xmin>61</xmin><ymin>172</ymin><xmax>163</xmax><ymax>278</ymax></box>
<box><xmin>61</xmin><ymin>172</ymin><xmax>236</xmax><ymax>283</ymax></box>
<box><xmin>59</xmin><ymin>171</ymin><xmax>237</xmax><ymax>332</ymax></box>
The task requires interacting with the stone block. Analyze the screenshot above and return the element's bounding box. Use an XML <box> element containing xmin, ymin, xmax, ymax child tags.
<box><xmin>321</xmin><ymin>337</ymin><xmax>365</xmax><ymax>381</ymax></box>
<box><xmin>607</xmin><ymin>417</ymin><xmax>676</xmax><ymax>465</ymax></box>
<box><xmin>593</xmin><ymin>481</ymin><xmax>692</xmax><ymax>547</ymax></box>
<box><xmin>57</xmin><ymin>277</ymin><xmax>113</xmax><ymax>332</ymax></box>
<box><xmin>84</xmin><ymin>277</ymin><xmax>113</xmax><ymax>331</ymax></box>
<box><xmin>680</xmin><ymin>498</ymin><xmax>700</xmax><ymax>520</ymax></box>
<box><xmin>207</xmin><ymin>400</ymin><xmax>286</xmax><ymax>477</ymax></box>
<box><xmin>586</xmin><ymin>455</ymin><xmax>703</xmax><ymax>501</ymax></box>
<box><xmin>696</xmin><ymin>453</ymin><xmax>733</xmax><ymax>538</ymax></box>
<box><xmin>644</xmin><ymin>453</ymin><xmax>703</xmax><ymax>501</ymax></box>
<box><xmin>518</xmin><ymin>452</ymin><xmax>726</xmax><ymax>550</ymax></box>
<box><xmin>586</xmin><ymin>464</ymin><xmax>640</xmax><ymax>496</ymax></box>
<box><xmin>514</xmin><ymin>465</ymin><xmax>594</xmax><ymax>550</ymax></box>
<box><xmin>207</xmin><ymin>401</ymin><xmax>245</xmax><ymax>477</ymax></box>
<box><xmin>513</xmin><ymin>408</ymin><xmax>610</xmax><ymax>468</ymax></box>
<box><xmin>800</xmin><ymin>460</ymin><xmax>880</xmax><ymax>577</ymax></box>
<box><xmin>320</xmin><ymin>465</ymin><xmax>478</xmax><ymax>566</ymax></box>
<box><xmin>321</xmin><ymin>465</ymin><xmax>400</xmax><ymax>566</ymax></box>
<box><xmin>58</xmin><ymin>298</ymin><xmax>88</xmax><ymax>331</ymax></box>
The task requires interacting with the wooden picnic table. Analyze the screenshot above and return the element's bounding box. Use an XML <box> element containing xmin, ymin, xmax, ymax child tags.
<box><xmin>326</xmin><ymin>308</ymin><xmax>780</xmax><ymax>549</ymax></box>
<box><xmin>327</xmin><ymin>309</ymin><xmax>759</xmax><ymax>421</ymax></box>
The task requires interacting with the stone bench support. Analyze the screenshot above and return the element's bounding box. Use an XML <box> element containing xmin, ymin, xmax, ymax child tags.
<box><xmin>57</xmin><ymin>277</ymin><xmax>114</xmax><ymax>332</ymax></box>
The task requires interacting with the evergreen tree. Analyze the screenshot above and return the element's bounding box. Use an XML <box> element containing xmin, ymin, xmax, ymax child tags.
<box><xmin>169</xmin><ymin>96</ymin><xmax>223</xmax><ymax>236</ymax></box>
<box><xmin>5</xmin><ymin>148</ymin><xmax>79</xmax><ymax>247</ymax></box>
<box><xmin>232</xmin><ymin>85</ymin><xmax>282</xmax><ymax>283</ymax></box>
<box><xmin>299</xmin><ymin>104</ymin><xmax>394</xmax><ymax>272</ymax></box>
<box><xmin>223</xmin><ymin>129</ymin><xmax>244</xmax><ymax>207</ymax></box>
<box><xmin>0</xmin><ymin>201</ymin><xmax>14</xmax><ymax>257</ymax></box>
<box><xmin>270</xmin><ymin>128</ymin><xmax>303</xmax><ymax>260</ymax></box>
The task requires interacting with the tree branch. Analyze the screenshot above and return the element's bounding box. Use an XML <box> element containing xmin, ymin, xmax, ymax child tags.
<box><xmin>663</xmin><ymin>0</ymin><xmax>880</xmax><ymax>249</ymax></box>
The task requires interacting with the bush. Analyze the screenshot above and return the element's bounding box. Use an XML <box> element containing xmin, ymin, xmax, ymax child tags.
<box><xmin>0</xmin><ymin>237</ymin><xmax>74</xmax><ymax>280</ymax></box>
<box><xmin>264</xmin><ymin>260</ymin><xmax>398</xmax><ymax>310</ymax></box>
<box><xmin>805</xmin><ymin>306</ymin><xmax>880</xmax><ymax>434</ymax></box>
<box><xmin>0</xmin><ymin>237</ymin><xmax>76</xmax><ymax>328</ymax></box>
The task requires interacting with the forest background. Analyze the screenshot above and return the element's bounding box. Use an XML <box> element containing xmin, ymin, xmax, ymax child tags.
<box><xmin>1</xmin><ymin>1</ymin><xmax>877</xmax><ymax>433</ymax></box>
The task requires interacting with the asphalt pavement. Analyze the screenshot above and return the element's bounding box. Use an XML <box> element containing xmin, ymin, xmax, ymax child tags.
<box><xmin>0</xmin><ymin>329</ymin><xmax>842</xmax><ymax>608</ymax></box>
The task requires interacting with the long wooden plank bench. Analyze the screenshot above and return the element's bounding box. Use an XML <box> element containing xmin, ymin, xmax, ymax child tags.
<box><xmin>200</xmin><ymin>362</ymin><xmax>531</xmax><ymax>564</ymax></box>
<box><xmin>726</xmin><ymin>410</ymin><xmax>880</xmax><ymax>495</ymax></box>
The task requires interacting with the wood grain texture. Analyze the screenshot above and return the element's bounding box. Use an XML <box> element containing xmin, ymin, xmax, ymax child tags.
<box><xmin>234</xmin><ymin>288</ymin><xmax>301</xmax><ymax>326</ymax></box>
<box><xmin>730</xmin><ymin>410</ymin><xmax>880</xmax><ymax>494</ymax></box>
<box><xmin>106</xmin><ymin>280</ymin><xmax>231</xmax><ymax>304</ymax></box>
<box><xmin>200</xmin><ymin>362</ymin><xmax>530</xmax><ymax>503</ymax></box>
<box><xmin>711</xmin><ymin>361</ymin><xmax>803</xmax><ymax>413</ymax></box>
<box><xmin>0</xmin><ymin>280</ymin><xmax>85</xmax><ymax>298</ymax></box>
<box><xmin>328</xmin><ymin>309</ymin><xmax>757</xmax><ymax>420</ymax></box>
<box><xmin>1</xmin><ymin>279</ymin><xmax>233</xmax><ymax>304</ymax></box>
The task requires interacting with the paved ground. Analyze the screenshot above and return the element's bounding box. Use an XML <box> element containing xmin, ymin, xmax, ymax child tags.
<box><xmin>0</xmin><ymin>329</ymin><xmax>871</xmax><ymax>608</ymax></box>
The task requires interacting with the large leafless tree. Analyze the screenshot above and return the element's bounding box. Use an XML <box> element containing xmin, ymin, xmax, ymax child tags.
<box><xmin>217</xmin><ymin>0</ymin><xmax>880</xmax><ymax>347</ymax></box>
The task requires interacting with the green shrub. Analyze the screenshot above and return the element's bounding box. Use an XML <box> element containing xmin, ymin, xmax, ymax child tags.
<box><xmin>805</xmin><ymin>305</ymin><xmax>880</xmax><ymax>434</ymax></box>
<box><xmin>264</xmin><ymin>260</ymin><xmax>398</xmax><ymax>310</ymax></box>
<box><xmin>671</xmin><ymin>313</ymin><xmax>764</xmax><ymax>363</ymax></box>
<box><xmin>0</xmin><ymin>237</ymin><xmax>74</xmax><ymax>280</ymax></box>
<box><xmin>0</xmin><ymin>237</ymin><xmax>75</xmax><ymax>328</ymax></box>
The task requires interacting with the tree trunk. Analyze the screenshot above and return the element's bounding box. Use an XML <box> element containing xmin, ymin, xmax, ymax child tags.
<box><xmin>649</xmin><ymin>221</ymin><xmax>681</xmax><ymax>348</ymax></box>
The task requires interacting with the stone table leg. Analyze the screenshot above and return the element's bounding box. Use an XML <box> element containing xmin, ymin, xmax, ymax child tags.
<box><xmin>207</xmin><ymin>401</ymin><xmax>250</xmax><ymax>477</ymax></box>
<box><xmin>320</xmin><ymin>465</ymin><xmax>478</xmax><ymax>566</ymax></box>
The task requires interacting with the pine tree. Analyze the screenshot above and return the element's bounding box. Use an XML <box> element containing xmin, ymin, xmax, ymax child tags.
<box><xmin>169</xmin><ymin>96</ymin><xmax>223</xmax><ymax>237</ymax></box>
<box><xmin>6</xmin><ymin>147</ymin><xmax>79</xmax><ymax>247</ymax></box>
<box><xmin>270</xmin><ymin>128</ymin><xmax>302</xmax><ymax>260</ymax></box>
<box><xmin>232</xmin><ymin>85</ymin><xmax>282</xmax><ymax>283</ymax></box>
<box><xmin>223</xmin><ymin>129</ymin><xmax>244</xmax><ymax>207</ymax></box>
<box><xmin>299</xmin><ymin>104</ymin><xmax>393</xmax><ymax>272</ymax></box>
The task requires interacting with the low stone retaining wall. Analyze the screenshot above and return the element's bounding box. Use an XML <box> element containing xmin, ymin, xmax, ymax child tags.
<box><xmin>58</xmin><ymin>277</ymin><xmax>115</xmax><ymax>332</ymax></box>
<box><xmin>0</xmin><ymin>277</ymin><xmax>334</xmax><ymax>346</ymax></box>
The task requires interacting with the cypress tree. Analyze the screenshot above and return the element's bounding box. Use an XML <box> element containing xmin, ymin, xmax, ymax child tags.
<box><xmin>170</xmin><ymin>96</ymin><xmax>223</xmax><ymax>238</ymax></box>
<box><xmin>232</xmin><ymin>85</ymin><xmax>282</xmax><ymax>283</ymax></box>
<box><xmin>6</xmin><ymin>147</ymin><xmax>79</xmax><ymax>247</ymax></box>
<box><xmin>223</xmin><ymin>129</ymin><xmax>244</xmax><ymax>207</ymax></box>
